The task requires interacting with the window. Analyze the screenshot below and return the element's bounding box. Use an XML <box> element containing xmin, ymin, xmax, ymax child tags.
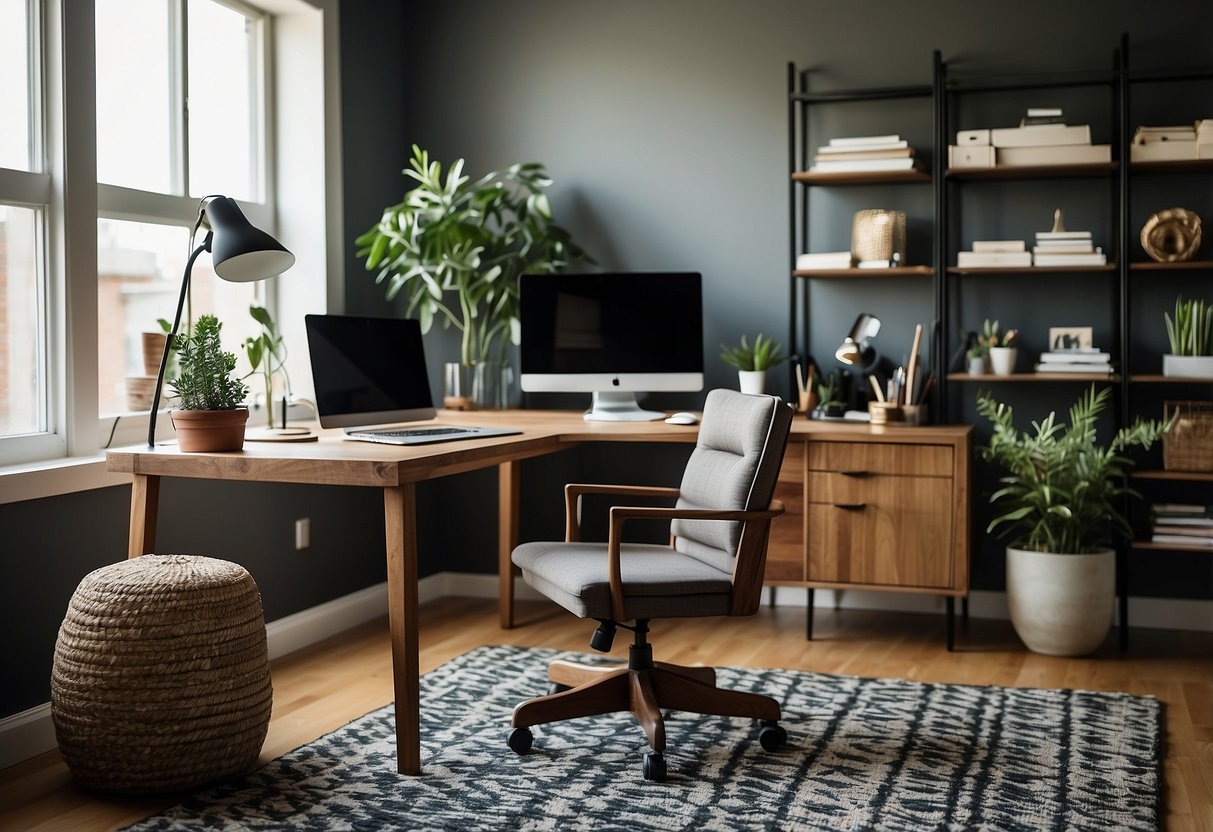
<box><xmin>95</xmin><ymin>0</ymin><xmax>268</xmax><ymax>420</ymax></box>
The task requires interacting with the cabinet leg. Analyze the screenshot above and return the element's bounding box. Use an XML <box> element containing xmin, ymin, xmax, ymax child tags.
<box><xmin>805</xmin><ymin>588</ymin><xmax>814</xmax><ymax>640</ymax></box>
<box><xmin>768</xmin><ymin>586</ymin><xmax>776</xmax><ymax>608</ymax></box>
<box><xmin>946</xmin><ymin>597</ymin><xmax>955</xmax><ymax>652</ymax></box>
<box><xmin>1117</xmin><ymin>547</ymin><xmax>1129</xmax><ymax>652</ymax></box>
<box><xmin>961</xmin><ymin>596</ymin><xmax>969</xmax><ymax>621</ymax></box>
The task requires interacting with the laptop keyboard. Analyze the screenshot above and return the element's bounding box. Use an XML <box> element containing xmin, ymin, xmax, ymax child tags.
<box><xmin>351</xmin><ymin>427</ymin><xmax>476</xmax><ymax>439</ymax></box>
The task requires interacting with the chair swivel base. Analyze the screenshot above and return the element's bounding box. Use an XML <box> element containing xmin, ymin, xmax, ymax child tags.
<box><xmin>507</xmin><ymin>658</ymin><xmax>787</xmax><ymax>781</ymax></box>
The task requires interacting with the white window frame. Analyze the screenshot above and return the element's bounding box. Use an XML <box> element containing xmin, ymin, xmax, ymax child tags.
<box><xmin>0</xmin><ymin>0</ymin><xmax>340</xmax><ymax>478</ymax></box>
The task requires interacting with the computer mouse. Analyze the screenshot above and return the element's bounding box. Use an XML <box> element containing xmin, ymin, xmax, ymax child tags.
<box><xmin>664</xmin><ymin>412</ymin><xmax>700</xmax><ymax>425</ymax></box>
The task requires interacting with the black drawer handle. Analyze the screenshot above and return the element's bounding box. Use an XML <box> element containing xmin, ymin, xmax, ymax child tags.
<box><xmin>833</xmin><ymin>502</ymin><xmax>867</xmax><ymax>510</ymax></box>
<box><xmin>839</xmin><ymin>469</ymin><xmax>869</xmax><ymax>478</ymax></box>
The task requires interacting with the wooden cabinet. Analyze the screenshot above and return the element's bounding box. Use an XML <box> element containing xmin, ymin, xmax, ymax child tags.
<box><xmin>768</xmin><ymin>422</ymin><xmax>971</xmax><ymax>647</ymax></box>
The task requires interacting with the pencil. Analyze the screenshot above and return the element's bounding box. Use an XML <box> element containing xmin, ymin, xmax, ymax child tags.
<box><xmin>868</xmin><ymin>374</ymin><xmax>885</xmax><ymax>402</ymax></box>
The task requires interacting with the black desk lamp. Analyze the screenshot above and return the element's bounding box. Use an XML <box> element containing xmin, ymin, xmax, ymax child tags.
<box><xmin>835</xmin><ymin>312</ymin><xmax>882</xmax><ymax>371</ymax></box>
<box><xmin>147</xmin><ymin>196</ymin><xmax>295</xmax><ymax>447</ymax></box>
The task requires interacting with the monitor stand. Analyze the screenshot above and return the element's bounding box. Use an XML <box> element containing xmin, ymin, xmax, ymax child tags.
<box><xmin>584</xmin><ymin>391</ymin><xmax>665</xmax><ymax>422</ymax></box>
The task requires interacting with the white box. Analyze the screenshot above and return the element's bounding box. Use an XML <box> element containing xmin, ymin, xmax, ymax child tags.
<box><xmin>956</xmin><ymin>129</ymin><xmax>990</xmax><ymax>146</ymax></box>
<box><xmin>990</xmin><ymin>124</ymin><xmax>1092</xmax><ymax>147</ymax></box>
<box><xmin>949</xmin><ymin>145</ymin><xmax>995</xmax><ymax>168</ymax></box>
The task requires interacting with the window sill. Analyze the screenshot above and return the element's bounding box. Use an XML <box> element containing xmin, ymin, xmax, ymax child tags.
<box><xmin>0</xmin><ymin>455</ymin><xmax>129</xmax><ymax>505</ymax></box>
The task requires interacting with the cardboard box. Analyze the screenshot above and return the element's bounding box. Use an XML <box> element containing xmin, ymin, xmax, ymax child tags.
<box><xmin>956</xmin><ymin>129</ymin><xmax>990</xmax><ymax>146</ymax></box>
<box><xmin>949</xmin><ymin>145</ymin><xmax>995</xmax><ymax>168</ymax></box>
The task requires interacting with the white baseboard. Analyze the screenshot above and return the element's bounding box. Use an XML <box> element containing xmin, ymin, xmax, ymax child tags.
<box><xmin>5</xmin><ymin>571</ymin><xmax>1208</xmax><ymax>772</ymax></box>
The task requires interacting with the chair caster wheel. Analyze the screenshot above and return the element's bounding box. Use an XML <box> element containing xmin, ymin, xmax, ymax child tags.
<box><xmin>758</xmin><ymin>722</ymin><xmax>787</xmax><ymax>752</ymax></box>
<box><xmin>547</xmin><ymin>682</ymin><xmax>570</xmax><ymax>696</ymax></box>
<box><xmin>507</xmin><ymin>727</ymin><xmax>533</xmax><ymax>755</ymax></box>
<box><xmin>642</xmin><ymin>751</ymin><xmax>666</xmax><ymax>781</ymax></box>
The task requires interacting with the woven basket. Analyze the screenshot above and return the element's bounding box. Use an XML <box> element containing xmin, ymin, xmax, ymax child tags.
<box><xmin>851</xmin><ymin>209</ymin><xmax>907</xmax><ymax>264</ymax></box>
<box><xmin>51</xmin><ymin>555</ymin><xmax>272</xmax><ymax>794</ymax></box>
<box><xmin>1162</xmin><ymin>401</ymin><xmax>1213</xmax><ymax>472</ymax></box>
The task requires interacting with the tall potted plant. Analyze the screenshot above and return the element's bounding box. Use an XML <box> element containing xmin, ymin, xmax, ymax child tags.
<box><xmin>355</xmin><ymin>145</ymin><xmax>592</xmax><ymax>408</ymax></box>
<box><xmin>168</xmin><ymin>314</ymin><xmax>250</xmax><ymax>452</ymax></box>
<box><xmin>1162</xmin><ymin>295</ymin><xmax>1213</xmax><ymax>378</ymax></box>
<box><xmin>978</xmin><ymin>386</ymin><xmax>1169</xmax><ymax>655</ymax></box>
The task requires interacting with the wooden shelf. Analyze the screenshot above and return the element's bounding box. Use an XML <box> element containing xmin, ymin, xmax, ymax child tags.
<box><xmin>791</xmin><ymin>169</ymin><xmax>931</xmax><ymax>186</ymax></box>
<box><xmin>1130</xmin><ymin>374</ymin><xmax>1213</xmax><ymax>384</ymax></box>
<box><xmin>1129</xmin><ymin>260</ymin><xmax>1213</xmax><ymax>271</ymax></box>
<box><xmin>947</xmin><ymin>372</ymin><xmax>1118</xmax><ymax>383</ymax></box>
<box><xmin>947</xmin><ymin>265</ymin><xmax>1116</xmax><ymax>275</ymax></box>
<box><xmin>1133</xmin><ymin>469</ymin><xmax>1213</xmax><ymax>482</ymax></box>
<box><xmin>1131</xmin><ymin>541</ymin><xmax>1213</xmax><ymax>553</ymax></box>
<box><xmin>945</xmin><ymin>162</ymin><xmax>1118</xmax><ymax>181</ymax></box>
<box><xmin>1130</xmin><ymin>159</ymin><xmax>1213</xmax><ymax>175</ymax></box>
<box><xmin>794</xmin><ymin>265</ymin><xmax>933</xmax><ymax>278</ymax></box>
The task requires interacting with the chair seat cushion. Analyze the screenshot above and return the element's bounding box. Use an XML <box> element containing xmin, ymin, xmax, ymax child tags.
<box><xmin>512</xmin><ymin>542</ymin><xmax>733</xmax><ymax>621</ymax></box>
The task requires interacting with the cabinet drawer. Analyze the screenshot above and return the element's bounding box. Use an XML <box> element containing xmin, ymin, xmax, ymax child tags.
<box><xmin>809</xmin><ymin>441</ymin><xmax>952</xmax><ymax>478</ymax></box>
<box><xmin>807</xmin><ymin>475</ymin><xmax>954</xmax><ymax>589</ymax></box>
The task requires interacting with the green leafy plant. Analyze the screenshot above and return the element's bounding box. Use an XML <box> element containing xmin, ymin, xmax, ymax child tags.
<box><xmin>978</xmin><ymin>318</ymin><xmax>1017</xmax><ymax>350</ymax></box>
<box><xmin>168</xmin><ymin>314</ymin><xmax>248</xmax><ymax>411</ymax></box>
<box><xmin>1164</xmin><ymin>296</ymin><xmax>1213</xmax><ymax>356</ymax></box>
<box><xmin>815</xmin><ymin>372</ymin><xmax>843</xmax><ymax>410</ymax></box>
<box><xmin>243</xmin><ymin>305</ymin><xmax>290</xmax><ymax>426</ymax></box>
<box><xmin>977</xmin><ymin>385</ymin><xmax>1170</xmax><ymax>554</ymax></box>
<box><xmin>720</xmin><ymin>333</ymin><xmax>788</xmax><ymax>372</ymax></box>
<box><xmin>355</xmin><ymin>145</ymin><xmax>592</xmax><ymax>366</ymax></box>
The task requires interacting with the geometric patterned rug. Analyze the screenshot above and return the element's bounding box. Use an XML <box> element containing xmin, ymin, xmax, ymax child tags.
<box><xmin>123</xmin><ymin>645</ymin><xmax>1162</xmax><ymax>831</ymax></box>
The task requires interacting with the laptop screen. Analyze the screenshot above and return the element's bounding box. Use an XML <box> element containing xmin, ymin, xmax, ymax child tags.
<box><xmin>304</xmin><ymin>314</ymin><xmax>437</xmax><ymax>429</ymax></box>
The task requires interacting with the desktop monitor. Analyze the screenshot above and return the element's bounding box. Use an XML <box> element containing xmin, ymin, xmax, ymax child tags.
<box><xmin>519</xmin><ymin>272</ymin><xmax>704</xmax><ymax>421</ymax></box>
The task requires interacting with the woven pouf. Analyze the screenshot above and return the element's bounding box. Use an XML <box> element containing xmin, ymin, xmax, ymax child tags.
<box><xmin>51</xmin><ymin>555</ymin><xmax>273</xmax><ymax>793</ymax></box>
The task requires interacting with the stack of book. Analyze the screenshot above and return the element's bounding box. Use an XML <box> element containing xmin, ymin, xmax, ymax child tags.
<box><xmin>956</xmin><ymin>240</ymin><xmax>1031</xmax><ymax>268</ymax></box>
<box><xmin>1130</xmin><ymin>120</ymin><xmax>1213</xmax><ymax>162</ymax></box>
<box><xmin>1035</xmin><ymin>348</ymin><xmax>1113</xmax><ymax>374</ymax></box>
<box><xmin>810</xmin><ymin>135</ymin><xmax>922</xmax><ymax>173</ymax></box>
<box><xmin>796</xmin><ymin>251</ymin><xmax>853</xmax><ymax>270</ymax></box>
<box><xmin>1033</xmin><ymin>227</ymin><xmax>1106</xmax><ymax>267</ymax></box>
<box><xmin>948</xmin><ymin>109</ymin><xmax>1112</xmax><ymax>169</ymax></box>
<box><xmin>1151</xmin><ymin>503</ymin><xmax>1213</xmax><ymax>547</ymax></box>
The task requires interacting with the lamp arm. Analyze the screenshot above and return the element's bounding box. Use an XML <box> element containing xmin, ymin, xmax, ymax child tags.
<box><xmin>147</xmin><ymin>235</ymin><xmax>212</xmax><ymax>447</ymax></box>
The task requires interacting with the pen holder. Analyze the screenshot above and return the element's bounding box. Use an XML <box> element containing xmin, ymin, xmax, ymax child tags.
<box><xmin>902</xmin><ymin>404</ymin><xmax>928</xmax><ymax>426</ymax></box>
<box><xmin>798</xmin><ymin>390</ymin><xmax>818</xmax><ymax>413</ymax></box>
<box><xmin>868</xmin><ymin>401</ymin><xmax>903</xmax><ymax>424</ymax></box>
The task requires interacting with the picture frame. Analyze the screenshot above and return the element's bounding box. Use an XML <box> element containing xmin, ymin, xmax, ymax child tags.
<box><xmin>1048</xmin><ymin>326</ymin><xmax>1094</xmax><ymax>351</ymax></box>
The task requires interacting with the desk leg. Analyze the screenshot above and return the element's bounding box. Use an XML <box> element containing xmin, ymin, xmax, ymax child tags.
<box><xmin>127</xmin><ymin>474</ymin><xmax>160</xmax><ymax>558</ymax></box>
<box><xmin>384</xmin><ymin>484</ymin><xmax>421</xmax><ymax>776</ymax></box>
<box><xmin>498</xmin><ymin>460</ymin><xmax>520</xmax><ymax>629</ymax></box>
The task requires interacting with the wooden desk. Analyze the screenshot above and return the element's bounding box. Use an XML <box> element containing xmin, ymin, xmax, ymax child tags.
<box><xmin>106</xmin><ymin>410</ymin><xmax>971</xmax><ymax>773</ymax></box>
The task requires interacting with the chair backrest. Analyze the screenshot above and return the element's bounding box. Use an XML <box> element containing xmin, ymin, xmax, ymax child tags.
<box><xmin>670</xmin><ymin>389</ymin><xmax>793</xmax><ymax>581</ymax></box>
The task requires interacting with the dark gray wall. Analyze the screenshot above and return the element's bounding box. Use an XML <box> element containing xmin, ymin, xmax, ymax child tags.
<box><xmin>5</xmin><ymin>0</ymin><xmax>1211</xmax><ymax>720</ymax></box>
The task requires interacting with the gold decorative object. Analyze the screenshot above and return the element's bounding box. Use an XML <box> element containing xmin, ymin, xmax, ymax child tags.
<box><xmin>1141</xmin><ymin>208</ymin><xmax>1202</xmax><ymax>262</ymax></box>
<box><xmin>851</xmin><ymin>209</ymin><xmax>906</xmax><ymax>265</ymax></box>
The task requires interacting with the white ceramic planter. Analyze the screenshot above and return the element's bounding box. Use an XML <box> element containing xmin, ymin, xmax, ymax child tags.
<box><xmin>1162</xmin><ymin>354</ymin><xmax>1213</xmax><ymax>378</ymax></box>
<box><xmin>738</xmin><ymin>370</ymin><xmax>766</xmax><ymax>395</ymax></box>
<box><xmin>1005</xmin><ymin>546</ymin><xmax>1115</xmax><ymax>656</ymax></box>
<box><xmin>967</xmin><ymin>355</ymin><xmax>987</xmax><ymax>376</ymax></box>
<box><xmin>988</xmin><ymin>346</ymin><xmax>1017</xmax><ymax>376</ymax></box>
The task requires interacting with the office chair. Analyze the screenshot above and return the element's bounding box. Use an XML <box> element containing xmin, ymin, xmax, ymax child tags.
<box><xmin>507</xmin><ymin>389</ymin><xmax>794</xmax><ymax>781</ymax></box>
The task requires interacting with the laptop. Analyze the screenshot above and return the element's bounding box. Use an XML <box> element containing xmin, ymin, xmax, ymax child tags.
<box><xmin>304</xmin><ymin>314</ymin><xmax>522</xmax><ymax>445</ymax></box>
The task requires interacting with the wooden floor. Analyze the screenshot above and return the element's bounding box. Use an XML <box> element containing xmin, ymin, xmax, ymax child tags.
<box><xmin>2</xmin><ymin>598</ymin><xmax>1210</xmax><ymax>831</ymax></box>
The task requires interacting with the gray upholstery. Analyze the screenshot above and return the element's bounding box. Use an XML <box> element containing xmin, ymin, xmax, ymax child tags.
<box><xmin>511</xmin><ymin>390</ymin><xmax>792</xmax><ymax>621</ymax></box>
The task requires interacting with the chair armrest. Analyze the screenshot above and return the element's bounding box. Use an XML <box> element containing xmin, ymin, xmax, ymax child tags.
<box><xmin>563</xmin><ymin>483</ymin><xmax>681</xmax><ymax>542</ymax></box>
<box><xmin>604</xmin><ymin>500</ymin><xmax>786</xmax><ymax>619</ymax></box>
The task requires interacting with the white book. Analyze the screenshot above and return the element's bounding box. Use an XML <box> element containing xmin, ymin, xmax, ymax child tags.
<box><xmin>1034</xmin><ymin>362</ymin><xmax>1113</xmax><ymax>373</ymax></box>
<box><xmin>1131</xmin><ymin>142</ymin><xmax>1199</xmax><ymax>162</ymax></box>
<box><xmin>997</xmin><ymin>144</ymin><xmax>1111</xmax><ymax>166</ymax></box>
<box><xmin>1026</xmin><ymin>108</ymin><xmax>1063</xmax><ymax>118</ymax></box>
<box><xmin>796</xmin><ymin>251</ymin><xmax>853</xmax><ymax>270</ymax></box>
<box><xmin>990</xmin><ymin>124</ymin><xmax>1092</xmax><ymax>147</ymax></box>
<box><xmin>1152</xmin><ymin>525</ymin><xmax>1213</xmax><ymax>536</ymax></box>
<box><xmin>810</xmin><ymin>158</ymin><xmax>917</xmax><ymax>172</ymax></box>
<box><xmin>1036</xmin><ymin>230</ymin><xmax>1093</xmax><ymax>240</ymax></box>
<box><xmin>1152</xmin><ymin>503</ymin><xmax>1209</xmax><ymax>514</ymax></box>
<box><xmin>1039</xmin><ymin>351</ymin><xmax>1111</xmax><ymax>363</ymax></box>
<box><xmin>827</xmin><ymin>134</ymin><xmax>902</xmax><ymax>147</ymax></box>
<box><xmin>957</xmin><ymin>251</ymin><xmax>1033</xmax><ymax>268</ymax></box>
<box><xmin>1033</xmin><ymin>252</ymin><xmax>1107</xmax><ymax>267</ymax></box>
<box><xmin>815</xmin><ymin>143</ymin><xmax>909</xmax><ymax>156</ymax></box>
<box><xmin>1032</xmin><ymin>244</ymin><xmax>1095</xmax><ymax>254</ymax></box>
<box><xmin>1147</xmin><ymin>516</ymin><xmax>1213</xmax><ymax>527</ymax></box>
<box><xmin>972</xmin><ymin>240</ymin><xmax>1026</xmax><ymax>253</ymax></box>
<box><xmin>1152</xmin><ymin>534</ymin><xmax>1213</xmax><ymax>546</ymax></box>
<box><xmin>856</xmin><ymin>259</ymin><xmax>897</xmax><ymax>269</ymax></box>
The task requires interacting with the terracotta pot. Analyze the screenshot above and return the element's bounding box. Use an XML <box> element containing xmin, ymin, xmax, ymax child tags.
<box><xmin>142</xmin><ymin>331</ymin><xmax>170</xmax><ymax>377</ymax></box>
<box><xmin>1005</xmin><ymin>546</ymin><xmax>1114</xmax><ymax>656</ymax></box>
<box><xmin>169</xmin><ymin>408</ymin><xmax>249</xmax><ymax>452</ymax></box>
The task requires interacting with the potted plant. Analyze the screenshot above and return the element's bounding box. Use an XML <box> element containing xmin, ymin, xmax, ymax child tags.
<box><xmin>979</xmin><ymin>319</ymin><xmax>1018</xmax><ymax>376</ymax></box>
<box><xmin>355</xmin><ymin>145</ymin><xmax>592</xmax><ymax>409</ymax></box>
<box><xmin>243</xmin><ymin>305</ymin><xmax>290</xmax><ymax>428</ymax></box>
<box><xmin>1162</xmin><ymin>295</ymin><xmax>1213</xmax><ymax>378</ymax></box>
<box><xmin>720</xmin><ymin>333</ymin><xmax>787</xmax><ymax>394</ymax></box>
<box><xmin>977</xmin><ymin>385</ymin><xmax>1170</xmax><ymax>655</ymax></box>
<box><xmin>814</xmin><ymin>372</ymin><xmax>845</xmax><ymax>418</ymax></box>
<box><xmin>168</xmin><ymin>314</ymin><xmax>250</xmax><ymax>452</ymax></box>
<box><xmin>966</xmin><ymin>339</ymin><xmax>988</xmax><ymax>376</ymax></box>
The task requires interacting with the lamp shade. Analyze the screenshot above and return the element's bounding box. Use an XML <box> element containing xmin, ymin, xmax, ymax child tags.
<box><xmin>204</xmin><ymin>197</ymin><xmax>295</xmax><ymax>282</ymax></box>
<box><xmin>835</xmin><ymin>313</ymin><xmax>881</xmax><ymax>365</ymax></box>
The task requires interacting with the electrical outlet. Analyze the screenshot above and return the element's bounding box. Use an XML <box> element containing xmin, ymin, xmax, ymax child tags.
<box><xmin>295</xmin><ymin>518</ymin><xmax>311</xmax><ymax>550</ymax></box>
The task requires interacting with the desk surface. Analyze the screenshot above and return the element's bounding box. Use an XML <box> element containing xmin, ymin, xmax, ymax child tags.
<box><xmin>106</xmin><ymin>409</ymin><xmax>971</xmax><ymax>487</ymax></box>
